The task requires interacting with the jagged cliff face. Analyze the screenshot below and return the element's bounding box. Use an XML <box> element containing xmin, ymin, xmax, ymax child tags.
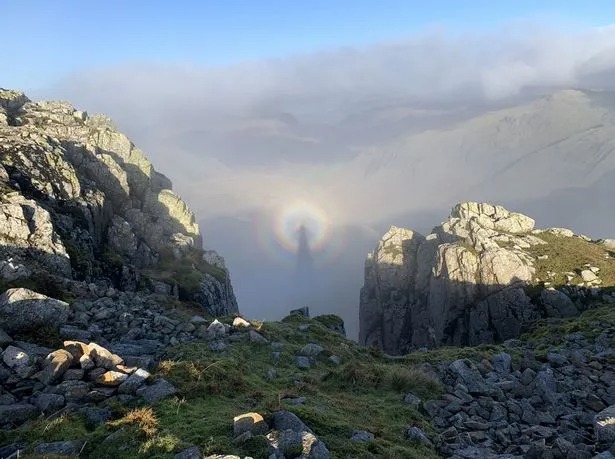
<box><xmin>0</xmin><ymin>89</ymin><xmax>237</xmax><ymax>315</ymax></box>
<box><xmin>360</xmin><ymin>202</ymin><xmax>615</xmax><ymax>354</ymax></box>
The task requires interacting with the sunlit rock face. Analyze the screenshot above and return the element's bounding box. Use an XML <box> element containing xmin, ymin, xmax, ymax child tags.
<box><xmin>0</xmin><ymin>89</ymin><xmax>237</xmax><ymax>316</ymax></box>
<box><xmin>359</xmin><ymin>202</ymin><xmax>605</xmax><ymax>354</ymax></box>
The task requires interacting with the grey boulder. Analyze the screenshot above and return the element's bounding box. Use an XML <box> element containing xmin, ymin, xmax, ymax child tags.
<box><xmin>0</xmin><ymin>288</ymin><xmax>69</xmax><ymax>333</ymax></box>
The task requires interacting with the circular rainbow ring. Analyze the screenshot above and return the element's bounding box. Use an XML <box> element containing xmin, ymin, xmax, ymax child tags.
<box><xmin>273</xmin><ymin>200</ymin><xmax>331</xmax><ymax>253</ymax></box>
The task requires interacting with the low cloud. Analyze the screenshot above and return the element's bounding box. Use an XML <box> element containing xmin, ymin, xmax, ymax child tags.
<box><xmin>36</xmin><ymin>22</ymin><xmax>615</xmax><ymax>336</ymax></box>
<box><xmin>39</xmin><ymin>23</ymin><xmax>615</xmax><ymax>220</ymax></box>
<box><xmin>45</xmin><ymin>23</ymin><xmax>615</xmax><ymax>115</ymax></box>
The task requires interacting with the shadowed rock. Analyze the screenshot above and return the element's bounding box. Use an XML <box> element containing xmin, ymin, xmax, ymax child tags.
<box><xmin>0</xmin><ymin>288</ymin><xmax>69</xmax><ymax>334</ymax></box>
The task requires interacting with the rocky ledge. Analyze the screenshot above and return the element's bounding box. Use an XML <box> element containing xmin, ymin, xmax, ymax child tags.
<box><xmin>360</xmin><ymin>202</ymin><xmax>615</xmax><ymax>354</ymax></box>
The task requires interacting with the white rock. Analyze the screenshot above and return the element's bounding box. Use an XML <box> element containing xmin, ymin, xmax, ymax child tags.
<box><xmin>581</xmin><ymin>270</ymin><xmax>598</xmax><ymax>282</ymax></box>
<box><xmin>232</xmin><ymin>317</ymin><xmax>251</xmax><ymax>328</ymax></box>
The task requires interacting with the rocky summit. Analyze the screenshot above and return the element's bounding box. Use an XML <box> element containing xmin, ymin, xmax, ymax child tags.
<box><xmin>360</xmin><ymin>201</ymin><xmax>615</xmax><ymax>355</ymax></box>
<box><xmin>0</xmin><ymin>88</ymin><xmax>237</xmax><ymax>315</ymax></box>
<box><xmin>1</xmin><ymin>92</ymin><xmax>615</xmax><ymax>458</ymax></box>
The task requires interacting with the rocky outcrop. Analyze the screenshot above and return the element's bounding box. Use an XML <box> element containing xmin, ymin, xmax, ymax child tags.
<box><xmin>359</xmin><ymin>202</ymin><xmax>614</xmax><ymax>354</ymax></box>
<box><xmin>0</xmin><ymin>89</ymin><xmax>237</xmax><ymax>316</ymax></box>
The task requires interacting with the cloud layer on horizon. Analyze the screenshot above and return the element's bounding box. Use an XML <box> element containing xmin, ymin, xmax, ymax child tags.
<box><xmin>36</xmin><ymin>23</ymin><xmax>615</xmax><ymax>224</ymax></box>
<box><xmin>44</xmin><ymin>23</ymin><xmax>615</xmax><ymax>112</ymax></box>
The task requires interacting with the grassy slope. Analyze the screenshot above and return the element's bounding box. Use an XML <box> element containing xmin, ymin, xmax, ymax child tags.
<box><xmin>0</xmin><ymin>315</ymin><xmax>442</xmax><ymax>459</ymax></box>
<box><xmin>140</xmin><ymin>249</ymin><xmax>228</xmax><ymax>301</ymax></box>
<box><xmin>527</xmin><ymin>232</ymin><xmax>615</xmax><ymax>288</ymax></box>
<box><xmin>3</xmin><ymin>305</ymin><xmax>615</xmax><ymax>458</ymax></box>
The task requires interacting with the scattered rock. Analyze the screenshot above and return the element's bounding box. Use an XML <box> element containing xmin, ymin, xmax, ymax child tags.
<box><xmin>595</xmin><ymin>404</ymin><xmax>615</xmax><ymax>445</ymax></box>
<box><xmin>233</xmin><ymin>412</ymin><xmax>268</xmax><ymax>437</ymax></box>
<box><xmin>205</xmin><ymin>319</ymin><xmax>227</xmax><ymax>340</ymax></box>
<box><xmin>2</xmin><ymin>345</ymin><xmax>29</xmax><ymax>369</ymax></box>
<box><xmin>351</xmin><ymin>430</ymin><xmax>374</xmax><ymax>442</ymax></box>
<box><xmin>83</xmin><ymin>406</ymin><xmax>112</xmax><ymax>426</ymax></box>
<box><xmin>449</xmin><ymin>359</ymin><xmax>489</xmax><ymax>395</ymax></box>
<box><xmin>491</xmin><ymin>352</ymin><xmax>512</xmax><ymax>374</ymax></box>
<box><xmin>0</xmin><ymin>328</ymin><xmax>12</xmax><ymax>346</ymax></box>
<box><xmin>405</xmin><ymin>426</ymin><xmax>432</xmax><ymax>446</ymax></box>
<box><xmin>118</xmin><ymin>368</ymin><xmax>150</xmax><ymax>394</ymax></box>
<box><xmin>232</xmin><ymin>317</ymin><xmax>251</xmax><ymax>328</ymax></box>
<box><xmin>88</xmin><ymin>343</ymin><xmax>124</xmax><ymax>370</ymax></box>
<box><xmin>282</xmin><ymin>397</ymin><xmax>306</xmax><ymax>405</ymax></box>
<box><xmin>271</xmin><ymin>429</ymin><xmax>330</xmax><ymax>458</ymax></box>
<box><xmin>403</xmin><ymin>392</ymin><xmax>421</xmax><ymax>408</ymax></box>
<box><xmin>136</xmin><ymin>378</ymin><xmax>176</xmax><ymax>404</ymax></box>
<box><xmin>96</xmin><ymin>371</ymin><xmax>129</xmax><ymax>386</ymax></box>
<box><xmin>0</xmin><ymin>443</ymin><xmax>25</xmax><ymax>459</ymax></box>
<box><xmin>34</xmin><ymin>440</ymin><xmax>84</xmax><ymax>456</ymax></box>
<box><xmin>33</xmin><ymin>393</ymin><xmax>65</xmax><ymax>413</ymax></box>
<box><xmin>581</xmin><ymin>269</ymin><xmax>598</xmax><ymax>282</ymax></box>
<box><xmin>540</xmin><ymin>288</ymin><xmax>578</xmax><ymax>317</ymax></box>
<box><xmin>40</xmin><ymin>349</ymin><xmax>73</xmax><ymax>384</ymax></box>
<box><xmin>248</xmin><ymin>330</ymin><xmax>268</xmax><ymax>344</ymax></box>
<box><xmin>0</xmin><ymin>404</ymin><xmax>37</xmax><ymax>424</ymax></box>
<box><xmin>63</xmin><ymin>369</ymin><xmax>85</xmax><ymax>381</ymax></box>
<box><xmin>296</xmin><ymin>356</ymin><xmax>311</xmax><ymax>369</ymax></box>
<box><xmin>272</xmin><ymin>410</ymin><xmax>313</xmax><ymax>434</ymax></box>
<box><xmin>300</xmin><ymin>343</ymin><xmax>324</xmax><ymax>356</ymax></box>
<box><xmin>54</xmin><ymin>380</ymin><xmax>90</xmax><ymax>402</ymax></box>
<box><xmin>174</xmin><ymin>446</ymin><xmax>201</xmax><ymax>459</ymax></box>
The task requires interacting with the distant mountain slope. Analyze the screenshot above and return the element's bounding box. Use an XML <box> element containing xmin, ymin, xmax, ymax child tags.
<box><xmin>345</xmin><ymin>90</ymin><xmax>615</xmax><ymax>222</ymax></box>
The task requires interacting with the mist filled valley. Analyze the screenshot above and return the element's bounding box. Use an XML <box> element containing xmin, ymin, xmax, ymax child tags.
<box><xmin>42</xmin><ymin>79</ymin><xmax>615</xmax><ymax>339</ymax></box>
